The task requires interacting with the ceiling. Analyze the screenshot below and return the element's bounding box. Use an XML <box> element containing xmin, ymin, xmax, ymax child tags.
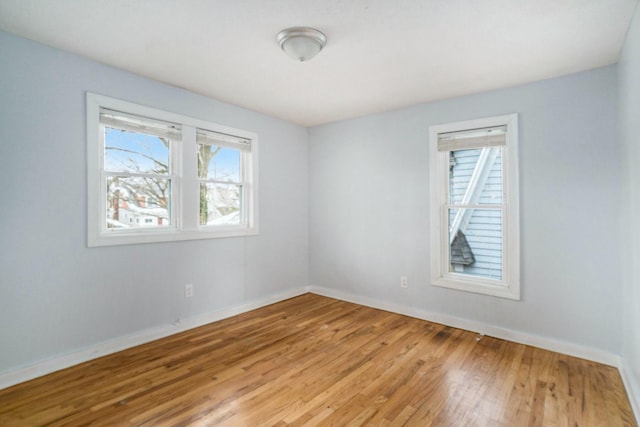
<box><xmin>0</xmin><ymin>0</ymin><xmax>637</xmax><ymax>127</ymax></box>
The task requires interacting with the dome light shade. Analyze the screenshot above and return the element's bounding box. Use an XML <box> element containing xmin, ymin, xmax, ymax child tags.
<box><xmin>277</xmin><ymin>27</ymin><xmax>326</xmax><ymax>62</ymax></box>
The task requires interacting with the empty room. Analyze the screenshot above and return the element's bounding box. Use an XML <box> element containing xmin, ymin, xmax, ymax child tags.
<box><xmin>1</xmin><ymin>0</ymin><xmax>639</xmax><ymax>425</ymax></box>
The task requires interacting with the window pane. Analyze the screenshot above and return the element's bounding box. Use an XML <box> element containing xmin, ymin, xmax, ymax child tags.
<box><xmin>106</xmin><ymin>176</ymin><xmax>171</xmax><ymax>229</ymax></box>
<box><xmin>449</xmin><ymin>147</ymin><xmax>502</xmax><ymax>205</ymax></box>
<box><xmin>197</xmin><ymin>144</ymin><xmax>240</xmax><ymax>182</ymax></box>
<box><xmin>199</xmin><ymin>183</ymin><xmax>241</xmax><ymax>226</ymax></box>
<box><xmin>449</xmin><ymin>208</ymin><xmax>502</xmax><ymax>280</ymax></box>
<box><xmin>104</xmin><ymin>127</ymin><xmax>170</xmax><ymax>174</ymax></box>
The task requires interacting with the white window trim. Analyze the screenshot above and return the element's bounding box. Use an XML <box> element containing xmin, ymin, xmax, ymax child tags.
<box><xmin>87</xmin><ymin>93</ymin><xmax>259</xmax><ymax>247</ymax></box>
<box><xmin>429</xmin><ymin>114</ymin><xmax>520</xmax><ymax>300</ymax></box>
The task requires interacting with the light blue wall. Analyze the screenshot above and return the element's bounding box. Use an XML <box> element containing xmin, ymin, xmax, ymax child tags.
<box><xmin>0</xmin><ymin>31</ymin><xmax>309</xmax><ymax>373</ymax></box>
<box><xmin>619</xmin><ymin>2</ymin><xmax>640</xmax><ymax>414</ymax></box>
<box><xmin>309</xmin><ymin>65</ymin><xmax>621</xmax><ymax>353</ymax></box>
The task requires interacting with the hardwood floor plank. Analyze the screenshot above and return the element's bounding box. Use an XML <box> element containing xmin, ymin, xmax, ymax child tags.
<box><xmin>0</xmin><ymin>294</ymin><xmax>636</xmax><ymax>426</ymax></box>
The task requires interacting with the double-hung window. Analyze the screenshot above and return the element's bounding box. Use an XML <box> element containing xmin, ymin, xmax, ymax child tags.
<box><xmin>196</xmin><ymin>129</ymin><xmax>251</xmax><ymax>227</ymax></box>
<box><xmin>429</xmin><ymin>114</ymin><xmax>520</xmax><ymax>299</ymax></box>
<box><xmin>100</xmin><ymin>110</ymin><xmax>179</xmax><ymax>231</ymax></box>
<box><xmin>87</xmin><ymin>93</ymin><xmax>258</xmax><ymax>246</ymax></box>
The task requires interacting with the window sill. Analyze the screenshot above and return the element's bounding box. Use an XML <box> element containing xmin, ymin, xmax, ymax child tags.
<box><xmin>88</xmin><ymin>226</ymin><xmax>258</xmax><ymax>247</ymax></box>
<box><xmin>432</xmin><ymin>275</ymin><xmax>520</xmax><ymax>300</ymax></box>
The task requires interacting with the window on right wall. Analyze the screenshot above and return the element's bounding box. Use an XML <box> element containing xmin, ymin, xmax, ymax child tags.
<box><xmin>429</xmin><ymin>114</ymin><xmax>520</xmax><ymax>300</ymax></box>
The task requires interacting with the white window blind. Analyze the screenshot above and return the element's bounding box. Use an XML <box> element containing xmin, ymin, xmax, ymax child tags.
<box><xmin>437</xmin><ymin>125</ymin><xmax>507</xmax><ymax>151</ymax></box>
<box><xmin>196</xmin><ymin>128</ymin><xmax>251</xmax><ymax>151</ymax></box>
<box><xmin>100</xmin><ymin>109</ymin><xmax>181</xmax><ymax>139</ymax></box>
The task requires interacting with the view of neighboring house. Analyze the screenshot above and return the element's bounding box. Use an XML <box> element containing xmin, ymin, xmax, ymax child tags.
<box><xmin>108</xmin><ymin>191</ymin><xmax>169</xmax><ymax>229</ymax></box>
<box><xmin>449</xmin><ymin>147</ymin><xmax>503</xmax><ymax>279</ymax></box>
<box><xmin>107</xmin><ymin>183</ymin><xmax>240</xmax><ymax>228</ymax></box>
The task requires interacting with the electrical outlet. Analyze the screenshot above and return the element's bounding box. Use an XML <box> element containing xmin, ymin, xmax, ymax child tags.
<box><xmin>184</xmin><ymin>283</ymin><xmax>194</xmax><ymax>298</ymax></box>
<box><xmin>400</xmin><ymin>276</ymin><xmax>408</xmax><ymax>288</ymax></box>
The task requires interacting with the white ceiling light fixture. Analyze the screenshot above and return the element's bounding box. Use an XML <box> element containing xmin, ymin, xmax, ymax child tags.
<box><xmin>277</xmin><ymin>27</ymin><xmax>327</xmax><ymax>62</ymax></box>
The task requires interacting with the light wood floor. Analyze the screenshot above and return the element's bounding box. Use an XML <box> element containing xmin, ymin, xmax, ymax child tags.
<box><xmin>0</xmin><ymin>293</ymin><xmax>636</xmax><ymax>426</ymax></box>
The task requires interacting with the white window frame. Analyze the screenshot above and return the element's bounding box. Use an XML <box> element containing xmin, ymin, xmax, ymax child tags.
<box><xmin>87</xmin><ymin>93</ymin><xmax>259</xmax><ymax>247</ymax></box>
<box><xmin>429</xmin><ymin>114</ymin><xmax>520</xmax><ymax>300</ymax></box>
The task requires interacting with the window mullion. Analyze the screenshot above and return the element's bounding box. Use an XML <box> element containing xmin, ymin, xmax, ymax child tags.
<box><xmin>181</xmin><ymin>125</ymin><xmax>197</xmax><ymax>231</ymax></box>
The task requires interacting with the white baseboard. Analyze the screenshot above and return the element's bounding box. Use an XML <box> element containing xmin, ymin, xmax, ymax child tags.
<box><xmin>620</xmin><ymin>362</ymin><xmax>640</xmax><ymax>423</ymax></box>
<box><xmin>0</xmin><ymin>287</ymin><xmax>308</xmax><ymax>390</ymax></box>
<box><xmin>308</xmin><ymin>285</ymin><xmax>620</xmax><ymax>367</ymax></box>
